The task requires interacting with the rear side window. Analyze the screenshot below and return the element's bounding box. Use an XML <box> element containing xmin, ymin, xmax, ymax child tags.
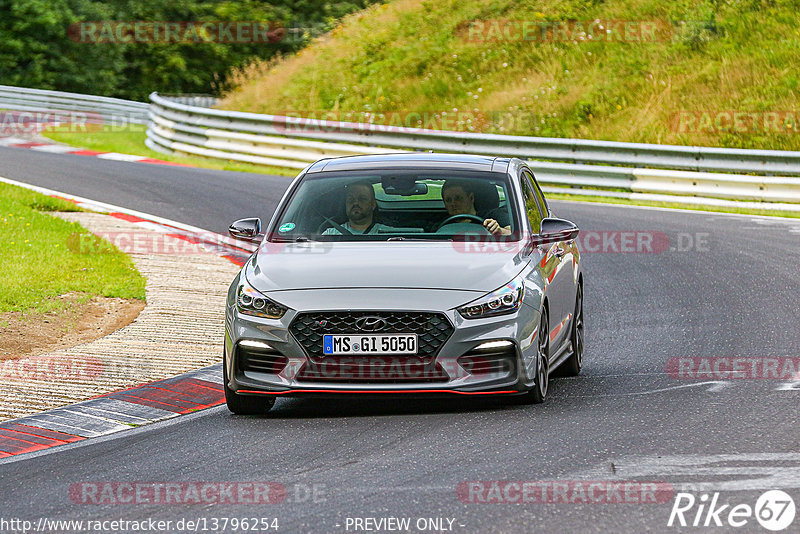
<box><xmin>527</xmin><ymin>171</ymin><xmax>549</xmax><ymax>217</ymax></box>
<box><xmin>520</xmin><ymin>174</ymin><xmax>543</xmax><ymax>233</ymax></box>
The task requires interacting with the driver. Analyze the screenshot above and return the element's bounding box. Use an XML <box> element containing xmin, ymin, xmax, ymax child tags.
<box><xmin>441</xmin><ymin>180</ymin><xmax>511</xmax><ymax>236</ymax></box>
<box><xmin>322</xmin><ymin>181</ymin><xmax>396</xmax><ymax>235</ymax></box>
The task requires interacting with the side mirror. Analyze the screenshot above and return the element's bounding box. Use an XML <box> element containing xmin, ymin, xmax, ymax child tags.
<box><xmin>535</xmin><ymin>217</ymin><xmax>579</xmax><ymax>245</ymax></box>
<box><xmin>229</xmin><ymin>218</ymin><xmax>263</xmax><ymax>242</ymax></box>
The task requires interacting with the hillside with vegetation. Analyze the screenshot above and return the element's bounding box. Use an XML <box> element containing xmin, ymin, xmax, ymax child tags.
<box><xmin>219</xmin><ymin>0</ymin><xmax>800</xmax><ymax>151</ymax></box>
<box><xmin>0</xmin><ymin>0</ymin><xmax>381</xmax><ymax>100</ymax></box>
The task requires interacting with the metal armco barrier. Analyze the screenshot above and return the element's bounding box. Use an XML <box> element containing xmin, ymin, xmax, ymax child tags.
<box><xmin>147</xmin><ymin>92</ymin><xmax>800</xmax><ymax>176</ymax></box>
<box><xmin>146</xmin><ymin>92</ymin><xmax>800</xmax><ymax>210</ymax></box>
<box><xmin>0</xmin><ymin>85</ymin><xmax>149</xmax><ymax>125</ymax></box>
<box><xmin>1</xmin><ymin>85</ymin><xmax>798</xmax><ymax>210</ymax></box>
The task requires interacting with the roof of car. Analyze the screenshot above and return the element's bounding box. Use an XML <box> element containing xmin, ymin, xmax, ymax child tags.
<box><xmin>306</xmin><ymin>153</ymin><xmax>512</xmax><ymax>174</ymax></box>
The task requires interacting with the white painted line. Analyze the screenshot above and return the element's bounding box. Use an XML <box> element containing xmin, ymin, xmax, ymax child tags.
<box><xmin>80</xmin><ymin>398</ymin><xmax>177</xmax><ymax>421</ymax></box>
<box><xmin>572</xmin><ymin>381</ymin><xmax>732</xmax><ymax>397</ymax></box>
<box><xmin>27</xmin><ymin>144</ymin><xmax>77</xmax><ymax>153</ymax></box>
<box><xmin>0</xmin><ymin>136</ymin><xmax>28</xmax><ymax>146</ymax></box>
<box><xmin>17</xmin><ymin>416</ymin><xmax>105</xmax><ymax>438</ymax></box>
<box><xmin>776</xmin><ymin>380</ymin><xmax>800</xmax><ymax>391</ymax></box>
<box><xmin>570</xmin><ymin>453</ymin><xmax>800</xmax><ymax>491</ymax></box>
<box><xmin>59</xmin><ymin>408</ymin><xmax>138</xmax><ymax>432</ymax></box>
<box><xmin>66</xmin><ymin>405</ymin><xmax>153</xmax><ymax>425</ymax></box>
<box><xmin>0</xmin><ymin>174</ymin><xmax>255</xmax><ymax>253</ymax></box>
<box><xmin>96</xmin><ymin>152</ymin><xmax>148</xmax><ymax>162</ymax></box>
<box><xmin>131</xmin><ymin>221</ymin><xmax>174</xmax><ymax>233</ymax></box>
<box><xmin>185</xmin><ymin>364</ymin><xmax>223</xmax><ymax>385</ymax></box>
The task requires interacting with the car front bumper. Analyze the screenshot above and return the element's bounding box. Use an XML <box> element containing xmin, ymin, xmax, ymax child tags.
<box><xmin>224</xmin><ymin>303</ymin><xmax>541</xmax><ymax>397</ymax></box>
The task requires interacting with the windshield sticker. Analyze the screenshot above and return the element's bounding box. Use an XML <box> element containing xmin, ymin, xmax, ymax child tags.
<box><xmin>278</xmin><ymin>222</ymin><xmax>296</xmax><ymax>232</ymax></box>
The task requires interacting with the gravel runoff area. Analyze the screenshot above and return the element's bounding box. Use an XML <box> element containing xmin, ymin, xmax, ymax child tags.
<box><xmin>0</xmin><ymin>212</ymin><xmax>240</xmax><ymax>421</ymax></box>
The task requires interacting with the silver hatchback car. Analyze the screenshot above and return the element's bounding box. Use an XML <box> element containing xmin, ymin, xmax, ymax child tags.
<box><xmin>223</xmin><ymin>154</ymin><xmax>583</xmax><ymax>414</ymax></box>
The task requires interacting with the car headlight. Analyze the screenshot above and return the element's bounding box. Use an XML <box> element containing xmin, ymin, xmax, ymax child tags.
<box><xmin>458</xmin><ymin>276</ymin><xmax>524</xmax><ymax>319</ymax></box>
<box><xmin>237</xmin><ymin>281</ymin><xmax>288</xmax><ymax>319</ymax></box>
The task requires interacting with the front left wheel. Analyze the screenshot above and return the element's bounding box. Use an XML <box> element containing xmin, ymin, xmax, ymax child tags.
<box><xmin>223</xmin><ymin>355</ymin><xmax>275</xmax><ymax>415</ymax></box>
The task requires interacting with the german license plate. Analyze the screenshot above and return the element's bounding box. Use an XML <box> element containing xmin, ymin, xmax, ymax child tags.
<box><xmin>323</xmin><ymin>334</ymin><xmax>417</xmax><ymax>355</ymax></box>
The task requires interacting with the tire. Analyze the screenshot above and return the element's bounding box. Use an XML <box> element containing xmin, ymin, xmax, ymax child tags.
<box><xmin>223</xmin><ymin>355</ymin><xmax>275</xmax><ymax>415</ymax></box>
<box><xmin>557</xmin><ymin>284</ymin><xmax>584</xmax><ymax>377</ymax></box>
<box><xmin>511</xmin><ymin>308</ymin><xmax>549</xmax><ymax>405</ymax></box>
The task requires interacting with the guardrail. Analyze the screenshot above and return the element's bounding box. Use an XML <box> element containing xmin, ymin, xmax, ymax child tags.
<box><xmin>146</xmin><ymin>92</ymin><xmax>800</xmax><ymax>210</ymax></box>
<box><xmin>0</xmin><ymin>85</ymin><xmax>149</xmax><ymax>125</ymax></box>
<box><xmin>147</xmin><ymin>92</ymin><xmax>800</xmax><ymax>176</ymax></box>
<box><xmin>1</xmin><ymin>85</ymin><xmax>797</xmax><ymax>211</ymax></box>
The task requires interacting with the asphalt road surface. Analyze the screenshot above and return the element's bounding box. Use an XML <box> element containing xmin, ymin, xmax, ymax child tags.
<box><xmin>1</xmin><ymin>146</ymin><xmax>799</xmax><ymax>533</ymax></box>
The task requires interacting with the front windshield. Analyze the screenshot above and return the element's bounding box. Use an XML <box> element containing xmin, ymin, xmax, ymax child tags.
<box><xmin>270</xmin><ymin>170</ymin><xmax>520</xmax><ymax>241</ymax></box>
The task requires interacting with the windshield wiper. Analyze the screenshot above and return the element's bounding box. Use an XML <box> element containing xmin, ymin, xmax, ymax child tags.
<box><xmin>269</xmin><ymin>235</ymin><xmax>318</xmax><ymax>243</ymax></box>
<box><xmin>384</xmin><ymin>235</ymin><xmax>452</xmax><ymax>241</ymax></box>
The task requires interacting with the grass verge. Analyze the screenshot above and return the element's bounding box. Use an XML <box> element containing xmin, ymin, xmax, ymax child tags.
<box><xmin>0</xmin><ymin>182</ymin><xmax>146</xmax><ymax>314</ymax></box>
<box><xmin>41</xmin><ymin>127</ymin><xmax>297</xmax><ymax>177</ymax></box>
<box><xmin>220</xmin><ymin>0</ymin><xmax>800</xmax><ymax>152</ymax></box>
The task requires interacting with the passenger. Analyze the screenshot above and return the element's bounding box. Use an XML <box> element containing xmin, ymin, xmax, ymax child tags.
<box><xmin>322</xmin><ymin>181</ymin><xmax>396</xmax><ymax>235</ymax></box>
<box><xmin>441</xmin><ymin>180</ymin><xmax>511</xmax><ymax>236</ymax></box>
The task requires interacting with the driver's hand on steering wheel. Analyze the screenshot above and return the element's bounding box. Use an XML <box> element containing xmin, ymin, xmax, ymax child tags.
<box><xmin>483</xmin><ymin>218</ymin><xmax>511</xmax><ymax>236</ymax></box>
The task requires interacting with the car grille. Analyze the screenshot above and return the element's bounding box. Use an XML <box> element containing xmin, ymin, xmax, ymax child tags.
<box><xmin>289</xmin><ymin>311</ymin><xmax>454</xmax><ymax>358</ymax></box>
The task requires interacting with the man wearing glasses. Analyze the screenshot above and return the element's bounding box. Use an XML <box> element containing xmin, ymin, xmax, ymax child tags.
<box><xmin>441</xmin><ymin>180</ymin><xmax>511</xmax><ymax>236</ymax></box>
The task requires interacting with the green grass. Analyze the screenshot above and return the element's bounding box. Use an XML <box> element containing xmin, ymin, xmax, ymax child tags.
<box><xmin>0</xmin><ymin>182</ymin><xmax>146</xmax><ymax>314</ymax></box>
<box><xmin>41</xmin><ymin>127</ymin><xmax>297</xmax><ymax>177</ymax></box>
<box><xmin>220</xmin><ymin>0</ymin><xmax>800</xmax><ymax>152</ymax></box>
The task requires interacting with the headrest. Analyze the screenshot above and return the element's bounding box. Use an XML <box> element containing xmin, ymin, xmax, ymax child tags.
<box><xmin>471</xmin><ymin>181</ymin><xmax>500</xmax><ymax>214</ymax></box>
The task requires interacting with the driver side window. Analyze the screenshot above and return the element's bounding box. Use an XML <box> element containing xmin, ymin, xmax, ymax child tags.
<box><xmin>520</xmin><ymin>173</ymin><xmax>544</xmax><ymax>233</ymax></box>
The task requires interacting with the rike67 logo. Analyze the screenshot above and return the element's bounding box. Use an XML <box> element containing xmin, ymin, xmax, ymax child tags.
<box><xmin>668</xmin><ymin>490</ymin><xmax>796</xmax><ymax>531</ymax></box>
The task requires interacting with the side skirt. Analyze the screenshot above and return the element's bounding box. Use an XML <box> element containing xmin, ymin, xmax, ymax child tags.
<box><xmin>548</xmin><ymin>338</ymin><xmax>573</xmax><ymax>373</ymax></box>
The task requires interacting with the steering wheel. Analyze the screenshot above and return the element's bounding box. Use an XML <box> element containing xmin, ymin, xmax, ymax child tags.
<box><xmin>435</xmin><ymin>213</ymin><xmax>485</xmax><ymax>231</ymax></box>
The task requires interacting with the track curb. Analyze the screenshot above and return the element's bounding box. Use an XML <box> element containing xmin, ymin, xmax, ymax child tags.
<box><xmin>0</xmin><ymin>364</ymin><xmax>224</xmax><ymax>458</ymax></box>
<box><xmin>0</xmin><ymin>179</ymin><xmax>259</xmax><ymax>458</ymax></box>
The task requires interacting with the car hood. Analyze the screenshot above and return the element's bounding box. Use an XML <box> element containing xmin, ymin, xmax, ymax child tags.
<box><xmin>246</xmin><ymin>241</ymin><xmax>528</xmax><ymax>293</ymax></box>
